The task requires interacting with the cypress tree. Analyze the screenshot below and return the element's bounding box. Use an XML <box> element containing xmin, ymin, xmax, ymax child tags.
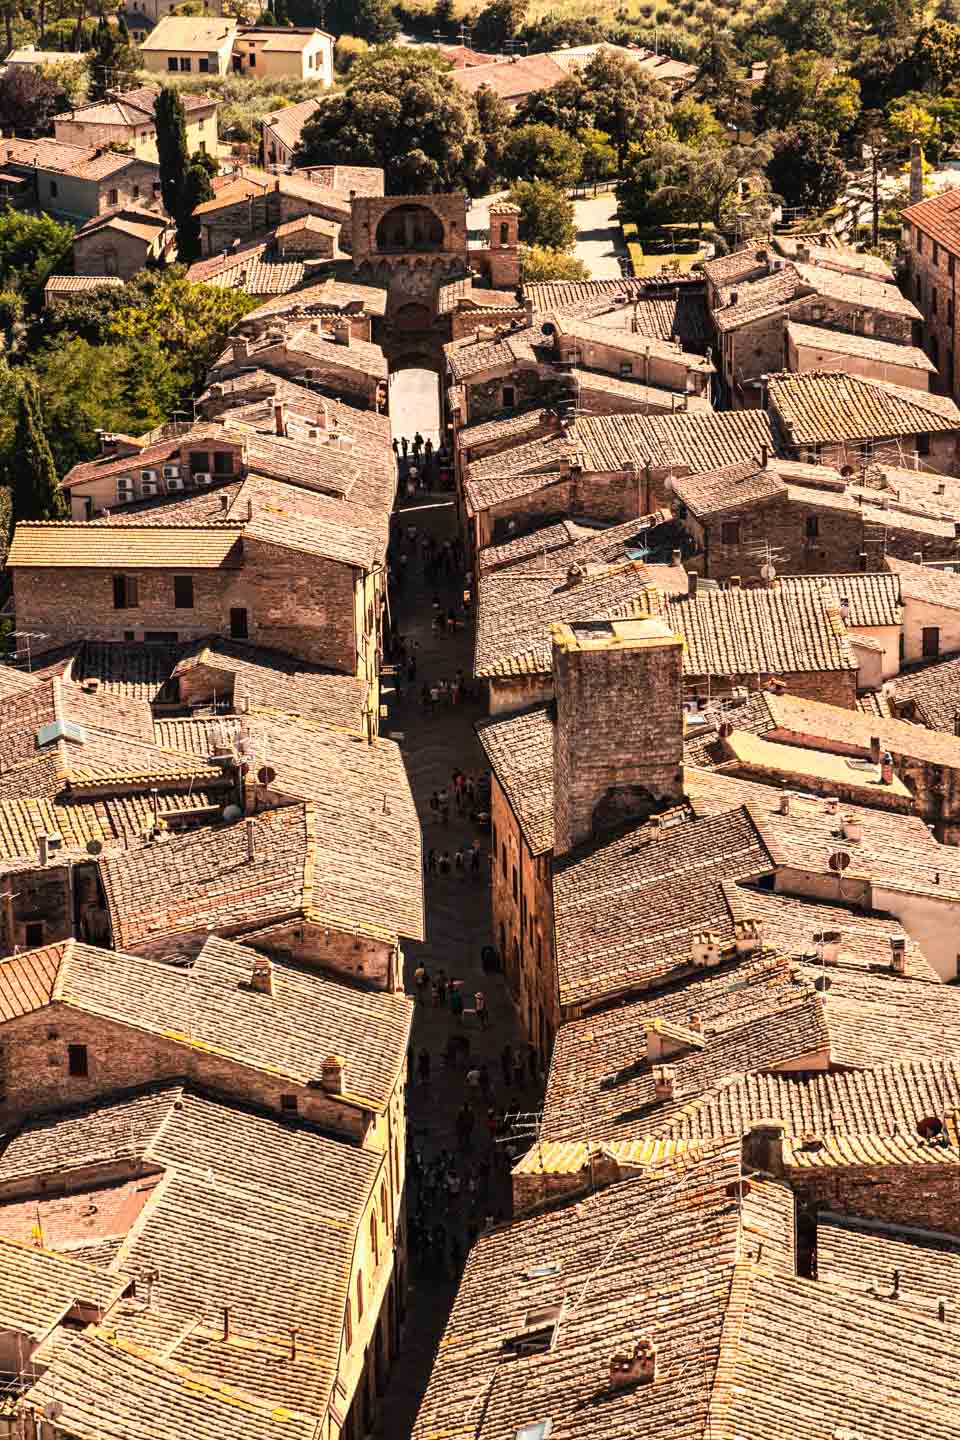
<box><xmin>155</xmin><ymin>87</ymin><xmax>212</xmax><ymax>261</ymax></box>
<box><xmin>12</xmin><ymin>379</ymin><xmax>69</xmax><ymax>524</ymax></box>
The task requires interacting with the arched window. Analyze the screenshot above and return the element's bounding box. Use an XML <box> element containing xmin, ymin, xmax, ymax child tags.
<box><xmin>375</xmin><ymin>204</ymin><xmax>444</xmax><ymax>253</ymax></box>
<box><xmin>499</xmin><ymin>222</ymin><xmax>509</xmax><ymax>246</ymax></box>
<box><xmin>370</xmin><ymin>1209</ymin><xmax>379</xmax><ymax>1266</ymax></box>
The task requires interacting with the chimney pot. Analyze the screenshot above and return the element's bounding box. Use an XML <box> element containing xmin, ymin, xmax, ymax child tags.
<box><xmin>742</xmin><ymin>1119</ymin><xmax>785</xmax><ymax>1175</ymax></box>
<box><xmin>913</xmin><ymin>551</ymin><xmax>924</xmax><ymax>564</ymax></box>
<box><xmin>38</xmin><ymin>834</ymin><xmax>48</xmax><ymax>867</ymax></box>
<box><xmin>869</xmin><ymin>735</ymin><xmax>882</xmax><ymax>764</ymax></box>
<box><xmin>890</xmin><ymin>933</ymin><xmax>907</xmax><ymax>974</ymax></box>
<box><xmin>729</xmin><ymin>575</ymin><xmax>742</xmax><ymax>588</ymax></box>
<box><xmin>671</xmin><ymin>548</ymin><xmax>682</xmax><ymax>567</ymax></box>
<box><xmin>274</xmin><ymin>400</ymin><xmax>286</xmax><ymax>437</ymax></box>
<box><xmin>609</xmin><ymin>1339</ymin><xmax>657</xmax><ymax>1390</ymax></box>
<box><xmin>652</xmin><ymin>1065</ymin><xmax>676</xmax><ymax>1101</ymax></box>
<box><xmin>251</xmin><ymin>952</ymin><xmax>274</xmax><ymax>996</ymax></box>
<box><xmin>320</xmin><ymin>1054</ymin><xmax>346</xmax><ymax>1094</ymax></box>
<box><xmin>880</xmin><ymin>751</ymin><xmax>894</xmax><ymax>785</ymax></box>
<box><xmin>688</xmin><ymin>571</ymin><xmax>698</xmax><ymax>598</ymax></box>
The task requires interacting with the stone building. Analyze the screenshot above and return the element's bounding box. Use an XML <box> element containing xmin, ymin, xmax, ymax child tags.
<box><xmin>0</xmin><ymin>138</ymin><xmax>161</xmax><ymax>224</ymax></box>
<box><xmin>72</xmin><ymin>206</ymin><xmax>174</xmax><ymax>279</ymax></box>
<box><xmin>902</xmin><ymin>186</ymin><xmax>960</xmax><ymax>395</ymax></box>
<box><xmin>766</xmin><ymin>370</ymin><xmax>960</xmax><ymax>474</ymax></box>
<box><xmin>674</xmin><ymin>457</ymin><xmax>960</xmax><ymax>584</ymax></box>
<box><xmin>194</xmin><ymin>169</ymin><xmax>352</xmax><ymax>258</ymax></box>
<box><xmin>53</xmin><ymin>86</ymin><xmax>218</xmax><ymax>163</ymax></box>
<box><xmin>210</xmin><ymin>326</ymin><xmax>388</xmax><ymax>409</ymax></box>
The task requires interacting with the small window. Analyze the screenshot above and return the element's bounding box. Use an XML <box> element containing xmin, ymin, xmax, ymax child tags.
<box><xmin>512</xmin><ymin>865</ymin><xmax>518</xmax><ymax>902</ymax></box>
<box><xmin>107</xmin><ymin>187</ymin><xmax>118</xmax><ymax>207</ymax></box>
<box><xmin>68</xmin><ymin>1044</ymin><xmax>88</xmax><ymax>1077</ymax></box>
<box><xmin>370</xmin><ymin>1211</ymin><xmax>379</xmax><ymax>1266</ymax></box>
<box><xmin>280</xmin><ymin>1093</ymin><xmax>298</xmax><ymax>1113</ymax></box>
<box><xmin>230</xmin><ymin>607</ymin><xmax>249</xmax><ymax>640</ymax></box>
<box><xmin>249</xmin><ymin>52</ymin><xmax>256</xmax><ymax>65</ymax></box>
<box><xmin>173</xmin><ymin>576</ymin><xmax>194</xmax><ymax>609</ymax></box>
<box><xmin>356</xmin><ymin>1270</ymin><xmax>364</xmax><ymax>1319</ymax></box>
<box><xmin>344</xmin><ymin>1297</ymin><xmax>353</xmax><ymax>1349</ymax></box>
<box><xmin>805</xmin><ymin>515</ymin><xmax>819</xmax><ymax>539</ymax></box>
<box><xmin>132</xmin><ymin>184</ymin><xmax>139</xmax><ymax>199</ymax></box>
<box><xmin>25</xmin><ymin>921</ymin><xmax>44</xmax><ymax>948</ymax></box>
<box><xmin>213</xmin><ymin>451</ymin><xmax>234</xmax><ymax>475</ymax></box>
<box><xmin>499</xmin><ymin>222</ymin><xmax>509</xmax><ymax>245</ymax></box>
<box><xmin>923</xmin><ymin>626</ymin><xmax>941</xmax><ymax>659</ymax></box>
<box><xmin>190</xmin><ymin>450</ymin><xmax>210</xmax><ymax>474</ymax></box>
<box><xmin>50</xmin><ymin>179</ymin><xmax>58</xmax><ymax>198</ymax></box>
<box><xmin>720</xmin><ymin>520</ymin><xmax>741</xmax><ymax>547</ymax></box>
<box><xmin>113</xmin><ymin>575</ymin><xmax>139</xmax><ymax>610</ymax></box>
<box><xmin>179</xmin><ymin>56</ymin><xmax>192</xmax><ymax>71</ymax></box>
<box><xmin>502</xmin><ymin>385</ymin><xmax>516</xmax><ymax>409</ymax></box>
<box><xmin>619</xmin><ymin>361</ymin><xmax>633</xmax><ymax>378</ymax></box>
<box><xmin>917</xmin><ymin>432</ymin><xmax>931</xmax><ymax>456</ymax></box>
<box><xmin>167</xmin><ymin>56</ymin><xmax>177</xmax><ymax>70</ymax></box>
<box><xmin>198</xmin><ymin>140</ymin><xmax>206</xmax><ymax>154</ymax></box>
<box><xmin>199</xmin><ymin>57</ymin><xmax>210</xmax><ymax>72</ymax></box>
<box><xmin>501</xmin><ymin>842</ymin><xmax>507</xmax><ymax>877</ymax></box>
<box><xmin>918</xmin><ymin>233</ymin><xmax>924</xmax><ymax>255</ymax></box>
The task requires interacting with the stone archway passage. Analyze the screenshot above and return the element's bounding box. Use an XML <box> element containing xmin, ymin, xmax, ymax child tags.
<box><xmin>392</xmin><ymin>301</ymin><xmax>434</xmax><ymax>332</ymax></box>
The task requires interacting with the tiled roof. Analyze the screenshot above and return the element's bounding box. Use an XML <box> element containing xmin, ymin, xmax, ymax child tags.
<box><xmin>524</xmin><ymin>282</ymin><xmax>710</xmax><ymax>346</ymax></box>
<box><xmin>665</xmin><ymin>1055</ymin><xmax>960</xmax><ymax>1142</ymax></box>
<box><xmin>542</xmin><ymin>953</ymin><xmax>837</xmax><ymax>1143</ymax></box>
<box><xmin>61</xmin><ymin>437</ymin><xmax>181</xmax><ymax>490</ymax></box>
<box><xmin>702</xmin><ymin>239</ymin><xmax>770</xmax><ymax>288</ymax></box>
<box><xmin>140</xmin><ymin>15</ymin><xmax>235</xmax><ymax>47</ymax></box>
<box><xmin>23</xmin><ymin>1328</ymin><xmax>320</xmax><ymax>1440</ymax></box>
<box><xmin>569</xmin><ymin>407</ymin><xmax>778</xmax><ymax>474</ymax></box>
<box><xmin>0</xmin><ymin>136</ymin><xmax>155</xmax><ymax>180</ymax></box>
<box><xmin>464</xmin><ymin>465</ymin><xmax>566</xmax><ymax>516</ymax></box>
<box><xmin>768</xmin><ymin>370</ymin><xmax>960</xmax><ymax>446</ymax></box>
<box><xmin>672</xmin><ymin>460</ymin><xmax>785</xmax><ymax>517</ymax></box>
<box><xmin>662</xmin><ymin>585</ymin><xmax>858</xmax><ymax>679</ymax></box>
<box><xmin>261</xmin><ymin>97</ymin><xmax>322</xmax><ymax>152</ymax></box>
<box><xmin>77</xmin><ymin>205</ymin><xmax>170</xmax><ymax>243</ymax></box>
<box><xmin>888</xmin><ymin>652</ymin><xmax>960</xmax><ymax>731</ymax></box>
<box><xmin>476</xmin><ymin>704</ymin><xmax>554</xmax><ymax>855</ymax></box>
<box><xmin>475</xmin><ymin>547</ymin><xmax>658</xmax><ymax>678</ymax></box>
<box><xmin>240</xmin><ymin>275</ymin><xmax>388</xmax><ymax>322</ymax></box>
<box><xmin>44</xmin><ymin>274</ymin><xmax>125</xmax><ymax>295</ymax></box>
<box><xmin>552</xmin><ymin>806</ymin><xmax>774</xmax><ymax>1010</ymax></box>
<box><xmin>0</xmin><ymin>789</ymin><xmax>223</xmax><ymax>862</ymax></box>
<box><xmin>100</xmin><ymin>803</ymin><xmax>313</xmax><ymax>951</ymax></box>
<box><xmin>0</xmin><ymin>1233</ymin><xmax>125</xmax><ymax>1340</ymax></box>
<box><xmin>686</xmin><ymin>765</ymin><xmax>960</xmax><ymax>900</ymax></box>
<box><xmin>457</xmin><ymin>408</ymin><xmax>551</xmax><ymax>452</ymax></box>
<box><xmin>233</xmin><ymin>472</ymin><xmax>389</xmax><ymax>559</ymax></box>
<box><xmin>451</xmin><ymin>52</ymin><xmax>568</xmax><ymax>100</ymax></box>
<box><xmin>478</xmin><ymin>518</ymin><xmax>600</xmax><ymax>571</ymax></box>
<box><xmin>6</xmin><ymin>523</ymin><xmax>242</xmax><ymax>569</ymax></box>
<box><xmin>63</xmin><ymin>85</ymin><xmax>214</xmax><ymax>126</ymax></box>
<box><xmin>903</xmin><ymin>185</ymin><xmax>960</xmax><ymax>255</ymax></box>
<box><xmin>786</xmin><ymin>320</ymin><xmax>936</xmax><ymax>371</ymax></box>
<box><xmin>186</xmin><ymin>240</ymin><xmax>308</xmax><ymax>296</ymax></box>
<box><xmin>550</xmin><ymin>314</ymin><xmax>714</xmax><ymax>370</ymax></box>
<box><xmin>713</xmin><ymin>264</ymin><xmax>804</xmax><ymax>331</ymax></box>
<box><xmin>761</xmin><ymin>687</ymin><xmax>960</xmax><ymax>768</ymax></box>
<box><xmin>721</xmin><ymin>880</ymin><xmax>940</xmax><ymax>983</ymax></box>
<box><xmin>885</xmin><ymin>554</ymin><xmax>960</xmax><ymax>610</ymax></box>
<box><xmin>777</xmin><ymin>571</ymin><xmax>902</xmax><ymax>629</ymax></box>
<box><xmin>816</xmin><ymin>1214</ymin><xmax>960</xmax><ymax>1319</ymax></box>
<box><xmin>164</xmin><ymin>639</ymin><xmax>367</xmax><ymax>730</ymax></box>
<box><xmin>70</xmin><ymin>641</ymin><xmax>184</xmax><ymax>700</ymax></box>
<box><xmin>793</xmin><ymin>260</ymin><xmax>921</xmax><ymax>317</ymax></box>
<box><xmin>244</xmin><ymin>503</ymin><xmax>379</xmax><ymax>569</ymax></box>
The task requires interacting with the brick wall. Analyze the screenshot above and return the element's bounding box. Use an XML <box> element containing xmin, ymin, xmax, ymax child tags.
<box><xmin>552</xmin><ymin>621</ymin><xmax>685</xmax><ymax>855</ymax></box>
<box><xmin>464</xmin><ymin>367</ymin><xmax>542</xmax><ymax>423</ymax></box>
<box><xmin>791</xmin><ymin>1164</ymin><xmax>960</xmax><ymax>1237</ymax></box>
<box><xmin>902</xmin><ymin>227</ymin><xmax>956</xmax><ymax>394</ymax></box>
<box><xmin>13</xmin><ymin>550</ymin><xmax>360</xmax><ymax>671</ymax></box>
<box><xmin>0</xmin><ymin>1004</ymin><xmax>368</xmax><ymax>1141</ymax></box>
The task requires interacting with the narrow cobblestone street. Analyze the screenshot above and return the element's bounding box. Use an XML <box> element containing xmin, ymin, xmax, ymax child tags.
<box><xmin>377</xmin><ymin>487</ymin><xmax>537</xmax><ymax>1440</ymax></box>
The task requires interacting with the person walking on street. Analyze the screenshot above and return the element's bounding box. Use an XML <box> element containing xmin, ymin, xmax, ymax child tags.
<box><xmin>451</xmin><ymin>985</ymin><xmax>464</xmax><ymax>1021</ymax></box>
<box><xmin>475</xmin><ymin>990</ymin><xmax>489</xmax><ymax>1029</ymax></box>
<box><xmin>401</xmin><ymin>436</ymin><xmax>408</xmax><ymax>458</ymax></box>
<box><xmin>414</xmin><ymin>962</ymin><xmax>428</xmax><ymax>1002</ymax></box>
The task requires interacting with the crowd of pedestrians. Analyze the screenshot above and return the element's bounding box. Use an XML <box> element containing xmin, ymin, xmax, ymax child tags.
<box><xmin>392</xmin><ymin>432</ymin><xmax>453</xmax><ymax>495</ymax></box>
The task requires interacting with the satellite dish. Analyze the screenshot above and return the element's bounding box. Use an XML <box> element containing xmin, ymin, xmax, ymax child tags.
<box><xmin>222</xmin><ymin>804</ymin><xmax>243</xmax><ymax>822</ymax></box>
<box><xmin>86</xmin><ymin>839</ymin><xmax>103</xmax><ymax>856</ymax></box>
<box><xmin>917</xmin><ymin>1115</ymin><xmax>944</xmax><ymax>1139</ymax></box>
<box><xmin>257</xmin><ymin>765</ymin><xmax>276</xmax><ymax>785</ymax></box>
<box><xmin>828</xmin><ymin>849</ymin><xmax>851</xmax><ymax>873</ymax></box>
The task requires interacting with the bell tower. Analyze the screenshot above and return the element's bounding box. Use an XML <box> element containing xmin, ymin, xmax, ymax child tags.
<box><xmin>488</xmin><ymin>201</ymin><xmax>521</xmax><ymax>290</ymax></box>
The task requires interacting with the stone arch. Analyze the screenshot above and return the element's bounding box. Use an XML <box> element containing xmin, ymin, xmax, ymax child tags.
<box><xmin>392</xmin><ymin>301</ymin><xmax>433</xmax><ymax>331</ymax></box>
<box><xmin>375</xmin><ymin>203</ymin><xmax>445</xmax><ymax>254</ymax></box>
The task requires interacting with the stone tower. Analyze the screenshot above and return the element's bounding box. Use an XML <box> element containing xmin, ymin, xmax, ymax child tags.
<box><xmin>551</xmin><ymin>616</ymin><xmax>685</xmax><ymax>856</ymax></box>
<box><xmin>488</xmin><ymin>201</ymin><xmax>521</xmax><ymax>290</ymax></box>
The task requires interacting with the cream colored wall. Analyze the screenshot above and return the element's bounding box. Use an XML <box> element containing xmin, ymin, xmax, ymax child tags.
<box><xmin>789</xmin><ymin>336</ymin><xmax>930</xmax><ymax>393</ymax></box>
<box><xmin>901</xmin><ymin>592</ymin><xmax>960</xmax><ymax>663</ymax></box>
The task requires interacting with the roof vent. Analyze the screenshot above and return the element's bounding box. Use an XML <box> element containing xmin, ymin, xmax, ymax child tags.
<box><xmin>320</xmin><ymin>1054</ymin><xmax>346</xmax><ymax>1095</ymax></box>
<box><xmin>250</xmin><ymin>952</ymin><xmax>274</xmax><ymax>996</ymax></box>
<box><xmin>610</xmin><ymin>1339</ymin><xmax>657</xmax><ymax>1389</ymax></box>
<box><xmin>37</xmin><ymin>719</ymin><xmax>87</xmax><ymax>748</ymax></box>
<box><xmin>890</xmin><ymin>933</ymin><xmax>907</xmax><ymax>975</ymax></box>
<box><xmin>652</xmin><ymin>1065</ymin><xmax>676</xmax><ymax>1101</ymax></box>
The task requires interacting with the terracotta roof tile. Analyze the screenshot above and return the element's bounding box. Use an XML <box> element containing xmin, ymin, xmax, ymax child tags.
<box><xmin>6</xmin><ymin>523</ymin><xmax>243</xmax><ymax>569</ymax></box>
<box><xmin>816</xmin><ymin>1214</ymin><xmax>960</xmax><ymax>1319</ymax></box>
<box><xmin>903</xmin><ymin>185</ymin><xmax>960</xmax><ymax>255</ymax></box>
<box><xmin>662</xmin><ymin>585</ymin><xmax>858</xmax><ymax>679</ymax></box>
<box><xmin>786</xmin><ymin>320</ymin><xmax>936</xmax><ymax>371</ymax></box>
<box><xmin>768</xmin><ymin>370</ymin><xmax>960</xmax><ymax>446</ymax></box>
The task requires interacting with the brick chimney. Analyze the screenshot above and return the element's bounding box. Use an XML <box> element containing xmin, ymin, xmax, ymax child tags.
<box><xmin>551</xmin><ymin>615</ymin><xmax>684</xmax><ymax>856</ymax></box>
<box><xmin>274</xmin><ymin>400</ymin><xmax>286</xmax><ymax>436</ymax></box>
<box><xmin>233</xmin><ymin>337</ymin><xmax>250</xmax><ymax>362</ymax></box>
<box><xmin>250</xmin><ymin>952</ymin><xmax>274</xmax><ymax>996</ymax></box>
<box><xmin>609</xmin><ymin>1340</ymin><xmax>657</xmax><ymax>1390</ymax></box>
<box><xmin>652</xmin><ymin>1065</ymin><xmax>676</xmax><ymax>1101</ymax></box>
<box><xmin>890</xmin><ymin>933</ymin><xmax>907</xmax><ymax>975</ymax></box>
<box><xmin>320</xmin><ymin>1054</ymin><xmax>346</xmax><ymax>1094</ymax></box>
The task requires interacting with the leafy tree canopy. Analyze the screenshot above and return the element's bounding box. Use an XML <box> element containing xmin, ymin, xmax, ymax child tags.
<box><xmin>754</xmin><ymin>50</ymin><xmax>861</xmax><ymax>135</ymax></box>
<box><xmin>10</xmin><ymin>376</ymin><xmax>68</xmax><ymax>525</ymax></box>
<box><xmin>500</xmin><ymin>123</ymin><xmax>584</xmax><ymax>187</ymax></box>
<box><xmin>0</xmin><ymin>64</ymin><xmax>71</xmax><ymax>136</ymax></box>
<box><xmin>507</xmin><ymin>179</ymin><xmax>576</xmax><ymax>250</ymax></box>
<box><xmin>520</xmin><ymin>245</ymin><xmax>589</xmax><ymax>281</ymax></box>
<box><xmin>471</xmin><ymin>0</ymin><xmax>526</xmax><ymax>52</ymax></box>
<box><xmin>0</xmin><ymin>210</ymin><xmax>73</xmax><ymax>304</ymax></box>
<box><xmin>767</xmin><ymin>122</ymin><xmax>848</xmax><ymax>209</ymax></box>
<box><xmin>295</xmin><ymin>50</ymin><xmax>485</xmax><ymax>192</ymax></box>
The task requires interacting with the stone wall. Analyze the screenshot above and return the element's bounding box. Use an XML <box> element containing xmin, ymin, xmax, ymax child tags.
<box><xmin>463</xmin><ymin>367</ymin><xmax>543</xmax><ymax>423</ymax></box>
<box><xmin>902</xmin><ymin>224</ymin><xmax>957</xmax><ymax>395</ymax></box>
<box><xmin>350</xmin><ymin>194</ymin><xmax>468</xmax><ymax>268</ymax></box>
<box><xmin>791</xmin><ymin>1163</ymin><xmax>960</xmax><ymax>1237</ymax></box>
<box><xmin>552</xmin><ymin>618</ymin><xmax>685</xmax><ymax>855</ymax></box>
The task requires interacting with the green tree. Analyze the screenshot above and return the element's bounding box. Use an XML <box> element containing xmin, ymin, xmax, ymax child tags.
<box><xmin>471</xmin><ymin>0</ymin><xmax>526</xmax><ymax>52</ymax></box>
<box><xmin>767</xmin><ymin>122</ymin><xmax>847</xmax><ymax>210</ymax></box>
<box><xmin>0</xmin><ymin>210</ymin><xmax>73</xmax><ymax>306</ymax></box>
<box><xmin>334</xmin><ymin>34</ymin><xmax>368</xmax><ymax>71</ymax></box>
<box><xmin>295</xmin><ymin>50</ymin><xmax>485</xmax><ymax>192</ymax></box>
<box><xmin>753</xmin><ymin>0</ymin><xmax>846</xmax><ymax>56</ymax></box>
<box><xmin>87</xmin><ymin>12</ymin><xmax>139</xmax><ymax>102</ymax></box>
<box><xmin>500</xmin><ymin>123</ymin><xmax>584</xmax><ymax>187</ymax></box>
<box><xmin>580</xmin><ymin>127</ymin><xmax>616</xmax><ymax>188</ymax></box>
<box><xmin>108</xmin><ymin>271</ymin><xmax>258</xmax><ymax>389</ymax></box>
<box><xmin>670</xmin><ymin>95</ymin><xmax>724</xmax><ymax>147</ymax></box>
<box><xmin>322</xmin><ymin>0</ymin><xmax>398</xmax><ymax>42</ymax></box>
<box><xmin>581</xmin><ymin>49</ymin><xmax>671</xmax><ymax>172</ymax></box>
<box><xmin>642</xmin><ymin>137</ymin><xmax>774</xmax><ymax>230</ymax></box>
<box><xmin>155</xmin><ymin>87</ymin><xmax>213</xmax><ymax>262</ymax></box>
<box><xmin>507</xmin><ymin>180</ymin><xmax>576</xmax><ymax>249</ymax></box>
<box><xmin>754</xmin><ymin>51</ymin><xmax>861</xmax><ymax>135</ymax></box>
<box><xmin>11</xmin><ymin>378</ymin><xmax>68</xmax><ymax>525</ymax></box>
<box><xmin>519</xmin><ymin>244</ymin><xmax>589</xmax><ymax>281</ymax></box>
<box><xmin>910</xmin><ymin>21</ymin><xmax>960</xmax><ymax>93</ymax></box>
<box><xmin>0</xmin><ymin>65</ymin><xmax>72</xmax><ymax>137</ymax></box>
<box><xmin>474</xmin><ymin>81</ymin><xmax>513</xmax><ymax>188</ymax></box>
<box><xmin>886</xmin><ymin>93</ymin><xmax>937</xmax><ymax>147</ymax></box>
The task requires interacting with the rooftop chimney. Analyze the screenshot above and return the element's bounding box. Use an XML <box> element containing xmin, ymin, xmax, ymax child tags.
<box><xmin>551</xmin><ymin>615</ymin><xmax>684</xmax><ymax>857</ymax></box>
<box><xmin>250</xmin><ymin>952</ymin><xmax>274</xmax><ymax>997</ymax></box>
<box><xmin>652</xmin><ymin>1065</ymin><xmax>676</xmax><ymax>1101</ymax></box>
<box><xmin>870</xmin><ymin>735</ymin><xmax>882</xmax><ymax>764</ymax></box>
<box><xmin>246</xmin><ymin>817</ymin><xmax>256</xmax><ymax>862</ymax></box>
<box><xmin>220</xmin><ymin>493</ymin><xmax>230</xmax><ymax>513</ymax></box>
<box><xmin>233</xmin><ymin>337</ymin><xmax>250</xmax><ymax>362</ymax></box>
<box><xmin>688</xmin><ymin>571</ymin><xmax>698</xmax><ymax>598</ymax></box>
<box><xmin>890</xmin><ymin>933</ymin><xmax>907</xmax><ymax>975</ymax></box>
<box><xmin>742</xmin><ymin>1120</ymin><xmax>785</xmax><ymax>1175</ymax></box>
<box><xmin>880</xmin><ymin>751</ymin><xmax>894</xmax><ymax>785</ymax></box>
<box><xmin>609</xmin><ymin>1339</ymin><xmax>657</xmax><ymax>1390</ymax></box>
<box><xmin>913</xmin><ymin>551</ymin><xmax>924</xmax><ymax>564</ymax></box>
<box><xmin>274</xmin><ymin>400</ymin><xmax>286</xmax><ymax>437</ymax></box>
<box><xmin>671</xmin><ymin>548</ymin><xmax>683</xmax><ymax>568</ymax></box>
<box><xmin>760</xmin><ymin>444</ymin><xmax>768</xmax><ymax>468</ymax></box>
<box><xmin>320</xmin><ymin>1054</ymin><xmax>346</xmax><ymax>1094</ymax></box>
